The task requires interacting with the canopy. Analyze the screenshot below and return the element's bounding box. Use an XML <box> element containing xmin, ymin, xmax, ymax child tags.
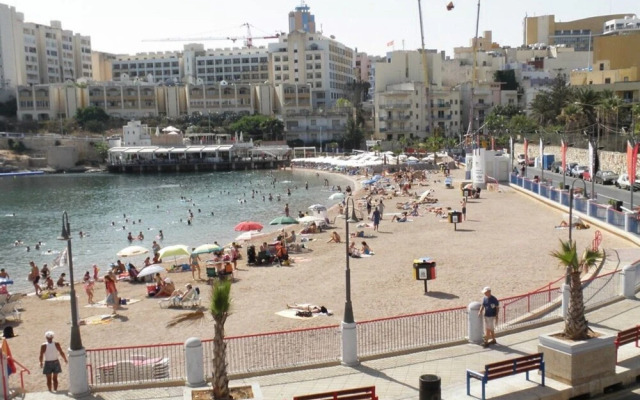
<box><xmin>235</xmin><ymin>230</ymin><xmax>268</xmax><ymax>242</ymax></box>
<box><xmin>297</xmin><ymin>215</ymin><xmax>325</xmax><ymax>223</ymax></box>
<box><xmin>269</xmin><ymin>216</ymin><xmax>299</xmax><ymax>225</ymax></box>
<box><xmin>308</xmin><ymin>204</ymin><xmax>327</xmax><ymax>211</ymax></box>
<box><xmin>192</xmin><ymin>244</ymin><xmax>223</xmax><ymax>255</ymax></box>
<box><xmin>162</xmin><ymin>126</ymin><xmax>180</xmax><ymax>133</ymax></box>
<box><xmin>137</xmin><ymin>264</ymin><xmax>166</xmax><ymax>278</ymax></box>
<box><xmin>157</xmin><ymin>245</ymin><xmax>190</xmax><ymax>259</ymax></box>
<box><xmin>116</xmin><ymin>245</ymin><xmax>149</xmax><ymax>258</ymax></box>
<box><xmin>235</xmin><ymin>221</ymin><xmax>264</xmax><ymax>232</ymax></box>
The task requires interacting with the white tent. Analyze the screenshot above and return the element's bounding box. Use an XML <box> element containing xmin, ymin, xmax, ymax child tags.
<box><xmin>162</xmin><ymin>126</ymin><xmax>180</xmax><ymax>133</ymax></box>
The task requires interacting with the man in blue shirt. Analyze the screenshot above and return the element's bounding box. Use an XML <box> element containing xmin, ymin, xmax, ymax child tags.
<box><xmin>479</xmin><ymin>286</ymin><xmax>499</xmax><ymax>346</ymax></box>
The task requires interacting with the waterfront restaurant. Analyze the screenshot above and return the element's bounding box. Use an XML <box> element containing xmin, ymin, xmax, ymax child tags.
<box><xmin>107</xmin><ymin>145</ymin><xmax>235</xmax><ymax>165</ymax></box>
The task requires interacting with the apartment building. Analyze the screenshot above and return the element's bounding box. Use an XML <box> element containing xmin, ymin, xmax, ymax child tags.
<box><xmin>0</xmin><ymin>4</ymin><xmax>92</xmax><ymax>87</ymax></box>
<box><xmin>267</xmin><ymin>29</ymin><xmax>355</xmax><ymax>109</ymax></box>
<box><xmin>111</xmin><ymin>51</ymin><xmax>182</xmax><ymax>84</ymax></box>
<box><xmin>186</xmin><ymin>44</ymin><xmax>270</xmax><ymax>84</ymax></box>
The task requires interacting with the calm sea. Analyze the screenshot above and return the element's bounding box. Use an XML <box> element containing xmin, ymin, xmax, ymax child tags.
<box><xmin>0</xmin><ymin>170</ymin><xmax>350</xmax><ymax>294</ymax></box>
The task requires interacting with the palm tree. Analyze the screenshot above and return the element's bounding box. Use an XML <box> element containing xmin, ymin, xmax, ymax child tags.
<box><xmin>550</xmin><ymin>240</ymin><xmax>602</xmax><ymax>340</ymax></box>
<box><xmin>167</xmin><ymin>279</ymin><xmax>232</xmax><ymax>399</ymax></box>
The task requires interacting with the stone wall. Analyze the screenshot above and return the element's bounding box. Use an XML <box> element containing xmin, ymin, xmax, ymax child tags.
<box><xmin>0</xmin><ymin>136</ymin><xmax>102</xmax><ymax>165</ymax></box>
<box><xmin>513</xmin><ymin>144</ymin><xmax>630</xmax><ymax>173</ymax></box>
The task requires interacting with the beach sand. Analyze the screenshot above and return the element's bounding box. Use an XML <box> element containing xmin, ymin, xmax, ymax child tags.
<box><xmin>7</xmin><ymin>166</ymin><xmax>634</xmax><ymax>392</ymax></box>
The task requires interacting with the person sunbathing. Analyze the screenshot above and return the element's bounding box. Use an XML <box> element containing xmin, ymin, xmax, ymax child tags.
<box><xmin>360</xmin><ymin>241</ymin><xmax>373</xmax><ymax>255</ymax></box>
<box><xmin>153</xmin><ymin>274</ymin><xmax>175</xmax><ymax>297</ymax></box>
<box><xmin>349</xmin><ymin>241</ymin><xmax>361</xmax><ymax>258</ymax></box>
<box><xmin>327</xmin><ymin>231</ymin><xmax>341</xmax><ymax>243</ymax></box>
<box><xmin>287</xmin><ymin>303</ymin><xmax>331</xmax><ymax>315</ymax></box>
<box><xmin>167</xmin><ymin>284</ymin><xmax>195</xmax><ymax>305</ymax></box>
<box><xmin>392</xmin><ymin>212</ymin><xmax>408</xmax><ymax>222</ymax></box>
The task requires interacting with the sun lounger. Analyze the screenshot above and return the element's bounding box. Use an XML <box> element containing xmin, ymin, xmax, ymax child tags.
<box><xmin>0</xmin><ymin>302</ymin><xmax>21</xmax><ymax>324</ymax></box>
<box><xmin>158</xmin><ymin>288</ymin><xmax>201</xmax><ymax>309</ymax></box>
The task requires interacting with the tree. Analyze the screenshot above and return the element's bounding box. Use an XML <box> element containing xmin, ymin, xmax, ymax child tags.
<box><xmin>75</xmin><ymin>106</ymin><xmax>109</xmax><ymax>128</ymax></box>
<box><xmin>260</xmin><ymin>118</ymin><xmax>284</xmax><ymax>141</ymax></box>
<box><xmin>343</xmin><ymin>115</ymin><xmax>364</xmax><ymax>151</ymax></box>
<box><xmin>493</xmin><ymin>70</ymin><xmax>519</xmax><ymax>91</ymax></box>
<box><xmin>550</xmin><ymin>240</ymin><xmax>602</xmax><ymax>340</ymax></box>
<box><xmin>530</xmin><ymin>75</ymin><xmax>572</xmax><ymax>125</ymax></box>
<box><xmin>93</xmin><ymin>141</ymin><xmax>109</xmax><ymax>161</ymax></box>
<box><xmin>228</xmin><ymin>115</ymin><xmax>281</xmax><ymax>140</ymax></box>
<box><xmin>167</xmin><ymin>279</ymin><xmax>232</xmax><ymax>399</ymax></box>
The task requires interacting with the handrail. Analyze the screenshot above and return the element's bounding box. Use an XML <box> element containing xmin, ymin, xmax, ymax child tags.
<box><xmin>9</xmin><ymin>357</ymin><xmax>30</xmax><ymax>392</ymax></box>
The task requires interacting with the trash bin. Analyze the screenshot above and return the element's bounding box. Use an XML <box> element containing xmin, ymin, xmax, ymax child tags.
<box><xmin>419</xmin><ymin>374</ymin><xmax>441</xmax><ymax>400</ymax></box>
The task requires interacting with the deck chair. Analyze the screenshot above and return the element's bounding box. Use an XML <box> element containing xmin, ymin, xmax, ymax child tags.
<box><xmin>158</xmin><ymin>287</ymin><xmax>201</xmax><ymax>309</ymax></box>
<box><xmin>0</xmin><ymin>302</ymin><xmax>21</xmax><ymax>324</ymax></box>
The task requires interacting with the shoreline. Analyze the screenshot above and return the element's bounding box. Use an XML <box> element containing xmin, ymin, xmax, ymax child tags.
<box><xmin>9</xmin><ymin>165</ymin><xmax>637</xmax><ymax>392</ymax></box>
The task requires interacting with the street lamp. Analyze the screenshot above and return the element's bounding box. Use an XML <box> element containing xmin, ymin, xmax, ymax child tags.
<box><xmin>57</xmin><ymin>211</ymin><xmax>90</xmax><ymax>396</ymax></box>
<box><xmin>567</xmin><ymin>179</ymin><xmax>588</xmax><ymax>284</ymax></box>
<box><xmin>341</xmin><ymin>196</ymin><xmax>358</xmax><ymax>366</ymax></box>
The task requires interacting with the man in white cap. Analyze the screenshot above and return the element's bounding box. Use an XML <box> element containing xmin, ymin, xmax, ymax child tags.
<box><xmin>39</xmin><ymin>331</ymin><xmax>67</xmax><ymax>392</ymax></box>
<box><xmin>478</xmin><ymin>287</ymin><xmax>499</xmax><ymax>346</ymax></box>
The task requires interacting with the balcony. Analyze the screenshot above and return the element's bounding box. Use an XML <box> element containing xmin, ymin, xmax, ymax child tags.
<box><xmin>432</xmin><ymin>114</ymin><xmax>452</xmax><ymax>120</ymax></box>
<box><xmin>430</xmin><ymin>102</ymin><xmax>450</xmax><ymax>108</ymax></box>
<box><xmin>380</xmin><ymin>103</ymin><xmax>411</xmax><ymax>110</ymax></box>
<box><xmin>474</xmin><ymin>102</ymin><xmax>491</xmax><ymax>109</ymax></box>
<box><xmin>388</xmin><ymin>114</ymin><xmax>411</xmax><ymax>121</ymax></box>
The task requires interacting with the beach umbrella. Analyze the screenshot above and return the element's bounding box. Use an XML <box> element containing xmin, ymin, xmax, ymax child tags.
<box><xmin>269</xmin><ymin>216</ymin><xmax>299</xmax><ymax>225</ymax></box>
<box><xmin>116</xmin><ymin>245</ymin><xmax>149</xmax><ymax>258</ymax></box>
<box><xmin>407</xmin><ymin>156</ymin><xmax>419</xmax><ymax>162</ymax></box>
<box><xmin>297</xmin><ymin>215</ymin><xmax>325</xmax><ymax>223</ymax></box>
<box><xmin>235</xmin><ymin>230</ymin><xmax>267</xmax><ymax>242</ymax></box>
<box><xmin>234</xmin><ymin>221</ymin><xmax>264</xmax><ymax>232</ymax></box>
<box><xmin>192</xmin><ymin>244</ymin><xmax>223</xmax><ymax>255</ymax></box>
<box><xmin>308</xmin><ymin>204</ymin><xmax>327</xmax><ymax>211</ymax></box>
<box><xmin>157</xmin><ymin>244</ymin><xmax>191</xmax><ymax>260</ymax></box>
<box><xmin>329</xmin><ymin>192</ymin><xmax>345</xmax><ymax>200</ymax></box>
<box><xmin>137</xmin><ymin>264</ymin><xmax>167</xmax><ymax>278</ymax></box>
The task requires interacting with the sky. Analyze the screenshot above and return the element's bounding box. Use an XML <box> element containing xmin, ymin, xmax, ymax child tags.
<box><xmin>4</xmin><ymin>0</ymin><xmax>639</xmax><ymax>57</ymax></box>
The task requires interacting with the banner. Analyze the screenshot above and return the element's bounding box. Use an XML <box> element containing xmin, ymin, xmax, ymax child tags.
<box><xmin>523</xmin><ymin>138</ymin><xmax>529</xmax><ymax>166</ymax></box>
<box><xmin>386</xmin><ymin>40</ymin><xmax>394</xmax><ymax>47</ymax></box>
<box><xmin>561</xmin><ymin>139</ymin><xmax>568</xmax><ymax>174</ymax></box>
<box><xmin>627</xmin><ymin>140</ymin><xmax>639</xmax><ymax>183</ymax></box>
<box><xmin>539</xmin><ymin>137</ymin><xmax>544</xmax><ymax>169</ymax></box>
<box><xmin>588</xmin><ymin>141</ymin><xmax>595</xmax><ymax>179</ymax></box>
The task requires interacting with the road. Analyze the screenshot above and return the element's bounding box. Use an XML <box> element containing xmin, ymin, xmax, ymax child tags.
<box><xmin>523</xmin><ymin>166</ymin><xmax>640</xmax><ymax>211</ymax></box>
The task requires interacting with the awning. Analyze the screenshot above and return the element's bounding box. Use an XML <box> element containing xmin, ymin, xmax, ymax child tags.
<box><xmin>124</xmin><ymin>148</ymin><xmax>142</xmax><ymax>154</ymax></box>
<box><xmin>138</xmin><ymin>148</ymin><xmax>158</xmax><ymax>154</ymax></box>
<box><xmin>154</xmin><ymin>148</ymin><xmax>171</xmax><ymax>154</ymax></box>
<box><xmin>186</xmin><ymin>146</ymin><xmax>205</xmax><ymax>153</ymax></box>
<box><xmin>203</xmin><ymin>146</ymin><xmax>221</xmax><ymax>152</ymax></box>
<box><xmin>170</xmin><ymin>148</ymin><xmax>186</xmax><ymax>154</ymax></box>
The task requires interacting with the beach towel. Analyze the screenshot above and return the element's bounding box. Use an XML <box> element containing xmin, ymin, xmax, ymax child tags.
<box><xmin>79</xmin><ymin>314</ymin><xmax>115</xmax><ymax>325</ymax></box>
<box><xmin>84</xmin><ymin>298</ymin><xmax>141</xmax><ymax>308</ymax></box>
<box><xmin>290</xmin><ymin>257</ymin><xmax>312</xmax><ymax>263</ymax></box>
<box><xmin>46</xmin><ymin>294</ymin><xmax>71</xmax><ymax>301</ymax></box>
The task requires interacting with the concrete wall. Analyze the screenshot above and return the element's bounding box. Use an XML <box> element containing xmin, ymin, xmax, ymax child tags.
<box><xmin>47</xmin><ymin>146</ymin><xmax>78</xmax><ymax>170</ymax></box>
<box><xmin>514</xmin><ymin>143</ymin><xmax>629</xmax><ymax>174</ymax></box>
<box><xmin>0</xmin><ymin>136</ymin><xmax>103</xmax><ymax>165</ymax></box>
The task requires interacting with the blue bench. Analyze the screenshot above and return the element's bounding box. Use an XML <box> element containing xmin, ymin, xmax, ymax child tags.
<box><xmin>466</xmin><ymin>352</ymin><xmax>545</xmax><ymax>400</ymax></box>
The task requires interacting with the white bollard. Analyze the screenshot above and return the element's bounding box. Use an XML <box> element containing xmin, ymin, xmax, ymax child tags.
<box><xmin>341</xmin><ymin>322</ymin><xmax>359</xmax><ymax>366</ymax></box>
<box><xmin>184</xmin><ymin>337</ymin><xmax>206</xmax><ymax>387</ymax></box>
<box><xmin>561</xmin><ymin>283</ymin><xmax>570</xmax><ymax>318</ymax></box>
<box><xmin>468</xmin><ymin>302</ymin><xmax>483</xmax><ymax>344</ymax></box>
<box><xmin>620</xmin><ymin>264</ymin><xmax>638</xmax><ymax>299</ymax></box>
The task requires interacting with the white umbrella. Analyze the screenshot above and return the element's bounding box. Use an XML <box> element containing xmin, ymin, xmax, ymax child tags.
<box><xmin>297</xmin><ymin>215</ymin><xmax>325</xmax><ymax>223</ymax></box>
<box><xmin>116</xmin><ymin>245</ymin><xmax>149</xmax><ymax>258</ymax></box>
<box><xmin>407</xmin><ymin>156</ymin><xmax>419</xmax><ymax>162</ymax></box>
<box><xmin>235</xmin><ymin>230</ymin><xmax>268</xmax><ymax>242</ymax></box>
<box><xmin>329</xmin><ymin>193</ymin><xmax>345</xmax><ymax>200</ymax></box>
<box><xmin>162</xmin><ymin>126</ymin><xmax>180</xmax><ymax>133</ymax></box>
<box><xmin>308</xmin><ymin>204</ymin><xmax>327</xmax><ymax>211</ymax></box>
<box><xmin>157</xmin><ymin>244</ymin><xmax>191</xmax><ymax>259</ymax></box>
<box><xmin>137</xmin><ymin>264</ymin><xmax>166</xmax><ymax>278</ymax></box>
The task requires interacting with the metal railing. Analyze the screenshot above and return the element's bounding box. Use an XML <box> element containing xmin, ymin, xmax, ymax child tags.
<box><xmin>86</xmin><ymin>342</ymin><xmax>182</xmax><ymax>387</ymax></box>
<box><xmin>582</xmin><ymin>270</ymin><xmax>620</xmax><ymax>309</ymax></box>
<box><xmin>500</xmin><ymin>287</ymin><xmax>562</xmax><ymax>330</ymax></box>
<box><xmin>357</xmin><ymin>306</ymin><xmax>468</xmax><ymax>357</ymax></box>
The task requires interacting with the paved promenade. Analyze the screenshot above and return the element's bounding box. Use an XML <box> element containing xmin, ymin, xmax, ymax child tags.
<box><xmin>23</xmin><ymin>296</ymin><xmax>640</xmax><ymax>400</ymax></box>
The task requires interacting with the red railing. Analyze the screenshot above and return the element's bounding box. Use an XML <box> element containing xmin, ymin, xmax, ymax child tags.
<box><xmin>11</xmin><ymin>357</ymin><xmax>30</xmax><ymax>393</ymax></box>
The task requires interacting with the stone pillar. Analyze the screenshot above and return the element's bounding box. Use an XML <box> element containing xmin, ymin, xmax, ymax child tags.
<box><xmin>620</xmin><ymin>264</ymin><xmax>638</xmax><ymax>299</ymax></box>
<box><xmin>561</xmin><ymin>283</ymin><xmax>570</xmax><ymax>318</ymax></box>
<box><xmin>184</xmin><ymin>337</ymin><xmax>206</xmax><ymax>387</ymax></box>
<box><xmin>468</xmin><ymin>302</ymin><xmax>483</xmax><ymax>344</ymax></box>
<box><xmin>68</xmin><ymin>348</ymin><xmax>90</xmax><ymax>397</ymax></box>
<box><xmin>340</xmin><ymin>322</ymin><xmax>359</xmax><ymax>366</ymax></box>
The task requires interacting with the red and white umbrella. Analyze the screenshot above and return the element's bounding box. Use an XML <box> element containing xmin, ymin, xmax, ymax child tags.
<box><xmin>234</xmin><ymin>221</ymin><xmax>264</xmax><ymax>232</ymax></box>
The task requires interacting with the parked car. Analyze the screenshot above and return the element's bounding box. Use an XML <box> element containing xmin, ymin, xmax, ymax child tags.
<box><xmin>615</xmin><ymin>173</ymin><xmax>640</xmax><ymax>191</ymax></box>
<box><xmin>517</xmin><ymin>153</ymin><xmax>535</xmax><ymax>167</ymax></box>
<box><xmin>564</xmin><ymin>162</ymin><xmax>578</xmax><ymax>176</ymax></box>
<box><xmin>594</xmin><ymin>170</ymin><xmax>619</xmax><ymax>185</ymax></box>
<box><xmin>570</xmin><ymin>165</ymin><xmax>589</xmax><ymax>178</ymax></box>
<box><xmin>548</xmin><ymin>161</ymin><xmax>563</xmax><ymax>173</ymax></box>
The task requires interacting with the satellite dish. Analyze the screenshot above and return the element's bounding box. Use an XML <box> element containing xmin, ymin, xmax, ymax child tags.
<box><xmin>220</xmin><ymin>80</ymin><xmax>228</xmax><ymax>86</ymax></box>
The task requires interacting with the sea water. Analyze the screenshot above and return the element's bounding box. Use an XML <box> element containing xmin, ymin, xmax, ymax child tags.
<box><xmin>0</xmin><ymin>170</ymin><xmax>350</xmax><ymax>294</ymax></box>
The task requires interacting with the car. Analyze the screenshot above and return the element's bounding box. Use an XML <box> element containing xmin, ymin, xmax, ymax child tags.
<box><xmin>517</xmin><ymin>153</ymin><xmax>535</xmax><ymax>167</ymax></box>
<box><xmin>564</xmin><ymin>162</ymin><xmax>578</xmax><ymax>176</ymax></box>
<box><xmin>570</xmin><ymin>165</ymin><xmax>589</xmax><ymax>178</ymax></box>
<box><xmin>548</xmin><ymin>161</ymin><xmax>563</xmax><ymax>173</ymax></box>
<box><xmin>615</xmin><ymin>173</ymin><xmax>640</xmax><ymax>191</ymax></box>
<box><xmin>594</xmin><ymin>170</ymin><xmax>619</xmax><ymax>185</ymax></box>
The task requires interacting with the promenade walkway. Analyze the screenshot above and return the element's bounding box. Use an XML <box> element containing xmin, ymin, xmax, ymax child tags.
<box><xmin>23</xmin><ymin>297</ymin><xmax>640</xmax><ymax>400</ymax></box>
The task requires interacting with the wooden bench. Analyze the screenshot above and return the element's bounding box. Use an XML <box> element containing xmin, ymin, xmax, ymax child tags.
<box><xmin>615</xmin><ymin>325</ymin><xmax>640</xmax><ymax>363</ymax></box>
<box><xmin>293</xmin><ymin>386</ymin><xmax>378</xmax><ymax>400</ymax></box>
<box><xmin>466</xmin><ymin>353</ymin><xmax>545</xmax><ymax>400</ymax></box>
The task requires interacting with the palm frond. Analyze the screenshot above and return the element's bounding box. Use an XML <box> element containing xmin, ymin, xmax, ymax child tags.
<box><xmin>166</xmin><ymin>309</ymin><xmax>206</xmax><ymax>328</ymax></box>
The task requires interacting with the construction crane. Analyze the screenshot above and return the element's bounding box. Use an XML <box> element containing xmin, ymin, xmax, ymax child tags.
<box><xmin>142</xmin><ymin>23</ymin><xmax>284</xmax><ymax>48</ymax></box>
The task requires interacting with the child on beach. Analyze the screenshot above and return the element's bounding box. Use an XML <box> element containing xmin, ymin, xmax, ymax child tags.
<box><xmin>83</xmin><ymin>272</ymin><xmax>95</xmax><ymax>304</ymax></box>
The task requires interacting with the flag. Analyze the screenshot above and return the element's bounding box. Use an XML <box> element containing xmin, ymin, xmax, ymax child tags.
<box><xmin>446</xmin><ymin>1</ymin><xmax>454</xmax><ymax>10</ymax></box>
<box><xmin>561</xmin><ymin>139</ymin><xmax>568</xmax><ymax>175</ymax></box>
<box><xmin>1</xmin><ymin>339</ymin><xmax>16</xmax><ymax>376</ymax></box>
<box><xmin>588</xmin><ymin>141</ymin><xmax>595</xmax><ymax>179</ymax></box>
<box><xmin>523</xmin><ymin>138</ymin><xmax>529</xmax><ymax>166</ymax></box>
<box><xmin>386</xmin><ymin>40</ymin><xmax>394</xmax><ymax>47</ymax></box>
<box><xmin>627</xmin><ymin>140</ymin><xmax>639</xmax><ymax>184</ymax></box>
<box><xmin>539</xmin><ymin>137</ymin><xmax>544</xmax><ymax>169</ymax></box>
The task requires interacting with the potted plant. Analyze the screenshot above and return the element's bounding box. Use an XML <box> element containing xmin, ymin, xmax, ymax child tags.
<box><xmin>537</xmin><ymin>240</ymin><xmax>615</xmax><ymax>386</ymax></box>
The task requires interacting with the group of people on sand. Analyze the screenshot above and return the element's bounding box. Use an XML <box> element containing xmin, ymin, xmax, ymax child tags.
<box><xmin>27</xmin><ymin>261</ymin><xmax>69</xmax><ymax>297</ymax></box>
<box><xmin>348</xmin><ymin>241</ymin><xmax>372</xmax><ymax>258</ymax></box>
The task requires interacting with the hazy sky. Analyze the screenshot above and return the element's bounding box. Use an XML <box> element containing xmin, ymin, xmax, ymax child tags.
<box><xmin>4</xmin><ymin>0</ymin><xmax>638</xmax><ymax>57</ymax></box>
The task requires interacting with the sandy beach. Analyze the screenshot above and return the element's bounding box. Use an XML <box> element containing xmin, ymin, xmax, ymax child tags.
<box><xmin>6</xmin><ymin>166</ymin><xmax>635</xmax><ymax>392</ymax></box>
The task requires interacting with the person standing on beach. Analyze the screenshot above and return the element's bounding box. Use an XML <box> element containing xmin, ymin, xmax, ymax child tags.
<box><xmin>104</xmin><ymin>274</ymin><xmax>119</xmax><ymax>314</ymax></box>
<box><xmin>377</xmin><ymin>199</ymin><xmax>385</xmax><ymax>220</ymax></box>
<box><xmin>39</xmin><ymin>331</ymin><xmax>67</xmax><ymax>392</ymax></box>
<box><xmin>478</xmin><ymin>286</ymin><xmax>499</xmax><ymax>346</ymax></box>
<box><xmin>366</xmin><ymin>198</ymin><xmax>372</xmax><ymax>217</ymax></box>
<box><xmin>461</xmin><ymin>198</ymin><xmax>467</xmax><ymax>221</ymax></box>
<box><xmin>372</xmin><ymin>208</ymin><xmax>381</xmax><ymax>231</ymax></box>
<box><xmin>190</xmin><ymin>249</ymin><xmax>202</xmax><ymax>280</ymax></box>
<box><xmin>284</xmin><ymin>203</ymin><xmax>290</xmax><ymax>217</ymax></box>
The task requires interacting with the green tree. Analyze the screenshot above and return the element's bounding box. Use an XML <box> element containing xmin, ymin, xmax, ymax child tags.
<box><xmin>508</xmin><ymin>114</ymin><xmax>538</xmax><ymax>134</ymax></box>
<box><xmin>493</xmin><ymin>70</ymin><xmax>519</xmax><ymax>91</ymax></box>
<box><xmin>550</xmin><ymin>240</ymin><xmax>602</xmax><ymax>340</ymax></box>
<box><xmin>93</xmin><ymin>141</ymin><xmax>110</xmax><ymax>161</ymax></box>
<box><xmin>228</xmin><ymin>115</ymin><xmax>282</xmax><ymax>140</ymax></box>
<box><xmin>530</xmin><ymin>75</ymin><xmax>572</xmax><ymax>125</ymax></box>
<box><xmin>168</xmin><ymin>279</ymin><xmax>232</xmax><ymax>399</ymax></box>
<box><xmin>343</xmin><ymin>115</ymin><xmax>364</xmax><ymax>151</ymax></box>
<box><xmin>75</xmin><ymin>106</ymin><xmax>109</xmax><ymax>128</ymax></box>
<box><xmin>260</xmin><ymin>118</ymin><xmax>284</xmax><ymax>141</ymax></box>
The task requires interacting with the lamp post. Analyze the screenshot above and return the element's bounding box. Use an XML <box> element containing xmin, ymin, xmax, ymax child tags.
<box><xmin>341</xmin><ymin>196</ymin><xmax>358</xmax><ymax>366</ymax></box>
<box><xmin>58</xmin><ymin>211</ymin><xmax>90</xmax><ymax>396</ymax></box>
<box><xmin>567</xmin><ymin>178</ymin><xmax>588</xmax><ymax>284</ymax></box>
